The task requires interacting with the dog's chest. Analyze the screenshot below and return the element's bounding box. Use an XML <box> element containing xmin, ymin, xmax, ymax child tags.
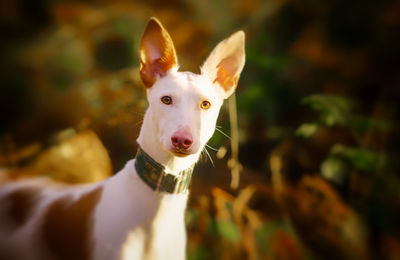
<box><xmin>120</xmin><ymin>193</ymin><xmax>188</xmax><ymax>260</ymax></box>
<box><xmin>148</xmin><ymin>192</ymin><xmax>188</xmax><ymax>259</ymax></box>
<box><xmin>93</xmin><ymin>161</ymin><xmax>189</xmax><ymax>260</ymax></box>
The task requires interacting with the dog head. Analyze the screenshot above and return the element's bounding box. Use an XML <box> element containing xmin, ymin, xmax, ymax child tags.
<box><xmin>139</xmin><ymin>18</ymin><xmax>245</xmax><ymax>158</ymax></box>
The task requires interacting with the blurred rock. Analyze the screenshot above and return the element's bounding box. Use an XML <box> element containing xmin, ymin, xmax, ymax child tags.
<box><xmin>30</xmin><ymin>129</ymin><xmax>112</xmax><ymax>183</ymax></box>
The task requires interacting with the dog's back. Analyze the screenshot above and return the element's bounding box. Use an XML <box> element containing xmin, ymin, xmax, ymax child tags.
<box><xmin>0</xmin><ymin>178</ymin><xmax>102</xmax><ymax>260</ymax></box>
<box><xmin>0</xmin><ymin>160</ymin><xmax>187</xmax><ymax>260</ymax></box>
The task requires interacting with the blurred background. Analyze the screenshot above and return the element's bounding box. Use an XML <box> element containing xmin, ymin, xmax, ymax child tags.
<box><xmin>0</xmin><ymin>0</ymin><xmax>399</xmax><ymax>259</ymax></box>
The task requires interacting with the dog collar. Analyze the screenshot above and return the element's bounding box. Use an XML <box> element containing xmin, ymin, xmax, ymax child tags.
<box><xmin>134</xmin><ymin>146</ymin><xmax>194</xmax><ymax>194</ymax></box>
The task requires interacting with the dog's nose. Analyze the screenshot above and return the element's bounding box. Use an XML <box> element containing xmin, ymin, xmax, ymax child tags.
<box><xmin>171</xmin><ymin>131</ymin><xmax>193</xmax><ymax>149</ymax></box>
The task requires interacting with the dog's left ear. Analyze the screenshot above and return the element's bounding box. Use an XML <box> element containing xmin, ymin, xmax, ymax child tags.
<box><xmin>201</xmin><ymin>31</ymin><xmax>245</xmax><ymax>99</ymax></box>
<box><xmin>139</xmin><ymin>18</ymin><xmax>178</xmax><ymax>88</ymax></box>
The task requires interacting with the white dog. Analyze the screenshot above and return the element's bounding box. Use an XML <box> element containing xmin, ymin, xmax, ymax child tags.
<box><xmin>0</xmin><ymin>17</ymin><xmax>245</xmax><ymax>260</ymax></box>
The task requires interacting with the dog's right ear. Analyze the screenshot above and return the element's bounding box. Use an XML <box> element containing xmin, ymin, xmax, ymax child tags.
<box><xmin>139</xmin><ymin>18</ymin><xmax>178</xmax><ymax>88</ymax></box>
<box><xmin>201</xmin><ymin>31</ymin><xmax>245</xmax><ymax>99</ymax></box>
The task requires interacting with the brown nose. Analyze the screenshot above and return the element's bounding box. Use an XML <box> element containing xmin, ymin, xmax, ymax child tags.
<box><xmin>171</xmin><ymin>130</ymin><xmax>193</xmax><ymax>149</ymax></box>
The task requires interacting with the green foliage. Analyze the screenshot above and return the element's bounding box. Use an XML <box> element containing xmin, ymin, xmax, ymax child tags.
<box><xmin>300</xmin><ymin>93</ymin><xmax>390</xmax><ymax>173</ymax></box>
<box><xmin>254</xmin><ymin>221</ymin><xmax>308</xmax><ymax>259</ymax></box>
<box><xmin>300</xmin><ymin>93</ymin><xmax>391</xmax><ymax>185</ymax></box>
<box><xmin>296</xmin><ymin>123</ymin><xmax>319</xmax><ymax>138</ymax></box>
<box><xmin>51</xmin><ymin>40</ymin><xmax>91</xmax><ymax>90</ymax></box>
<box><xmin>350</xmin><ymin>115</ymin><xmax>392</xmax><ymax>134</ymax></box>
<box><xmin>321</xmin><ymin>156</ymin><xmax>348</xmax><ymax>184</ymax></box>
<box><xmin>330</xmin><ymin>144</ymin><xmax>386</xmax><ymax>173</ymax></box>
<box><xmin>247</xmin><ymin>47</ymin><xmax>289</xmax><ymax>70</ymax></box>
<box><xmin>255</xmin><ymin>221</ymin><xmax>284</xmax><ymax>250</ymax></box>
<box><xmin>185</xmin><ymin>209</ymin><xmax>199</xmax><ymax>226</ymax></box>
<box><xmin>187</xmin><ymin>245</ymin><xmax>211</xmax><ymax>260</ymax></box>
<box><xmin>321</xmin><ymin>144</ymin><xmax>387</xmax><ymax>185</ymax></box>
<box><xmin>302</xmin><ymin>94</ymin><xmax>353</xmax><ymax>127</ymax></box>
<box><xmin>215</xmin><ymin>219</ymin><xmax>241</xmax><ymax>242</ymax></box>
<box><xmin>299</xmin><ymin>94</ymin><xmax>393</xmax><ymax>138</ymax></box>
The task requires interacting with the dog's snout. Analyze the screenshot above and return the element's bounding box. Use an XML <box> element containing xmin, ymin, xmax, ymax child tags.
<box><xmin>171</xmin><ymin>130</ymin><xmax>193</xmax><ymax>150</ymax></box>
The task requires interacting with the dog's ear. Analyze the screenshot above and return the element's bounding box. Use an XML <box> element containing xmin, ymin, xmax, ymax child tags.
<box><xmin>139</xmin><ymin>18</ymin><xmax>178</xmax><ymax>88</ymax></box>
<box><xmin>201</xmin><ymin>31</ymin><xmax>245</xmax><ymax>99</ymax></box>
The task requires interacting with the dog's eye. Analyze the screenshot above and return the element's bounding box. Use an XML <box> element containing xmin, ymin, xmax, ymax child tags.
<box><xmin>200</xmin><ymin>101</ymin><xmax>211</xmax><ymax>110</ymax></box>
<box><xmin>161</xmin><ymin>96</ymin><xmax>172</xmax><ymax>105</ymax></box>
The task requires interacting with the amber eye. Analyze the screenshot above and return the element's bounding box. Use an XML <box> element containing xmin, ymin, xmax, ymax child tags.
<box><xmin>161</xmin><ymin>96</ymin><xmax>172</xmax><ymax>105</ymax></box>
<box><xmin>200</xmin><ymin>100</ymin><xmax>211</xmax><ymax>110</ymax></box>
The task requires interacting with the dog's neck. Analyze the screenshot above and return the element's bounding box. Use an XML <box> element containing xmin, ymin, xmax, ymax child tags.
<box><xmin>137</xmin><ymin>108</ymin><xmax>202</xmax><ymax>177</ymax></box>
<box><xmin>134</xmin><ymin>146</ymin><xmax>194</xmax><ymax>193</ymax></box>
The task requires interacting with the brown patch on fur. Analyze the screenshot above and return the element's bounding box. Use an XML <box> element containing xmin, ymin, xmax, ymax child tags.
<box><xmin>2</xmin><ymin>187</ymin><xmax>41</xmax><ymax>229</ymax></box>
<box><xmin>42</xmin><ymin>186</ymin><xmax>103</xmax><ymax>260</ymax></box>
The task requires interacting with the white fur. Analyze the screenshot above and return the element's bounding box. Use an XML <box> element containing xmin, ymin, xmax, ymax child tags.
<box><xmin>0</xmin><ymin>18</ymin><xmax>245</xmax><ymax>260</ymax></box>
<box><xmin>138</xmin><ymin>69</ymin><xmax>224</xmax><ymax>175</ymax></box>
<box><xmin>92</xmin><ymin>159</ymin><xmax>189</xmax><ymax>260</ymax></box>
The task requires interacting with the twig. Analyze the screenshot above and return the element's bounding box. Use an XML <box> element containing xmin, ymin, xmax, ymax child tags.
<box><xmin>228</xmin><ymin>93</ymin><xmax>240</xmax><ymax>189</ymax></box>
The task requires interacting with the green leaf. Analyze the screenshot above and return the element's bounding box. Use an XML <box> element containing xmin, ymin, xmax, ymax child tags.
<box><xmin>302</xmin><ymin>94</ymin><xmax>354</xmax><ymax>127</ymax></box>
<box><xmin>350</xmin><ymin>115</ymin><xmax>393</xmax><ymax>133</ymax></box>
<box><xmin>187</xmin><ymin>245</ymin><xmax>211</xmax><ymax>260</ymax></box>
<box><xmin>321</xmin><ymin>156</ymin><xmax>348</xmax><ymax>184</ymax></box>
<box><xmin>185</xmin><ymin>209</ymin><xmax>198</xmax><ymax>226</ymax></box>
<box><xmin>215</xmin><ymin>220</ymin><xmax>241</xmax><ymax>243</ymax></box>
<box><xmin>330</xmin><ymin>144</ymin><xmax>386</xmax><ymax>173</ymax></box>
<box><xmin>295</xmin><ymin>123</ymin><xmax>319</xmax><ymax>138</ymax></box>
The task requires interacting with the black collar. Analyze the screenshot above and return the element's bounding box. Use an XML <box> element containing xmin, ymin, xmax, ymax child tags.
<box><xmin>134</xmin><ymin>146</ymin><xmax>194</xmax><ymax>194</ymax></box>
